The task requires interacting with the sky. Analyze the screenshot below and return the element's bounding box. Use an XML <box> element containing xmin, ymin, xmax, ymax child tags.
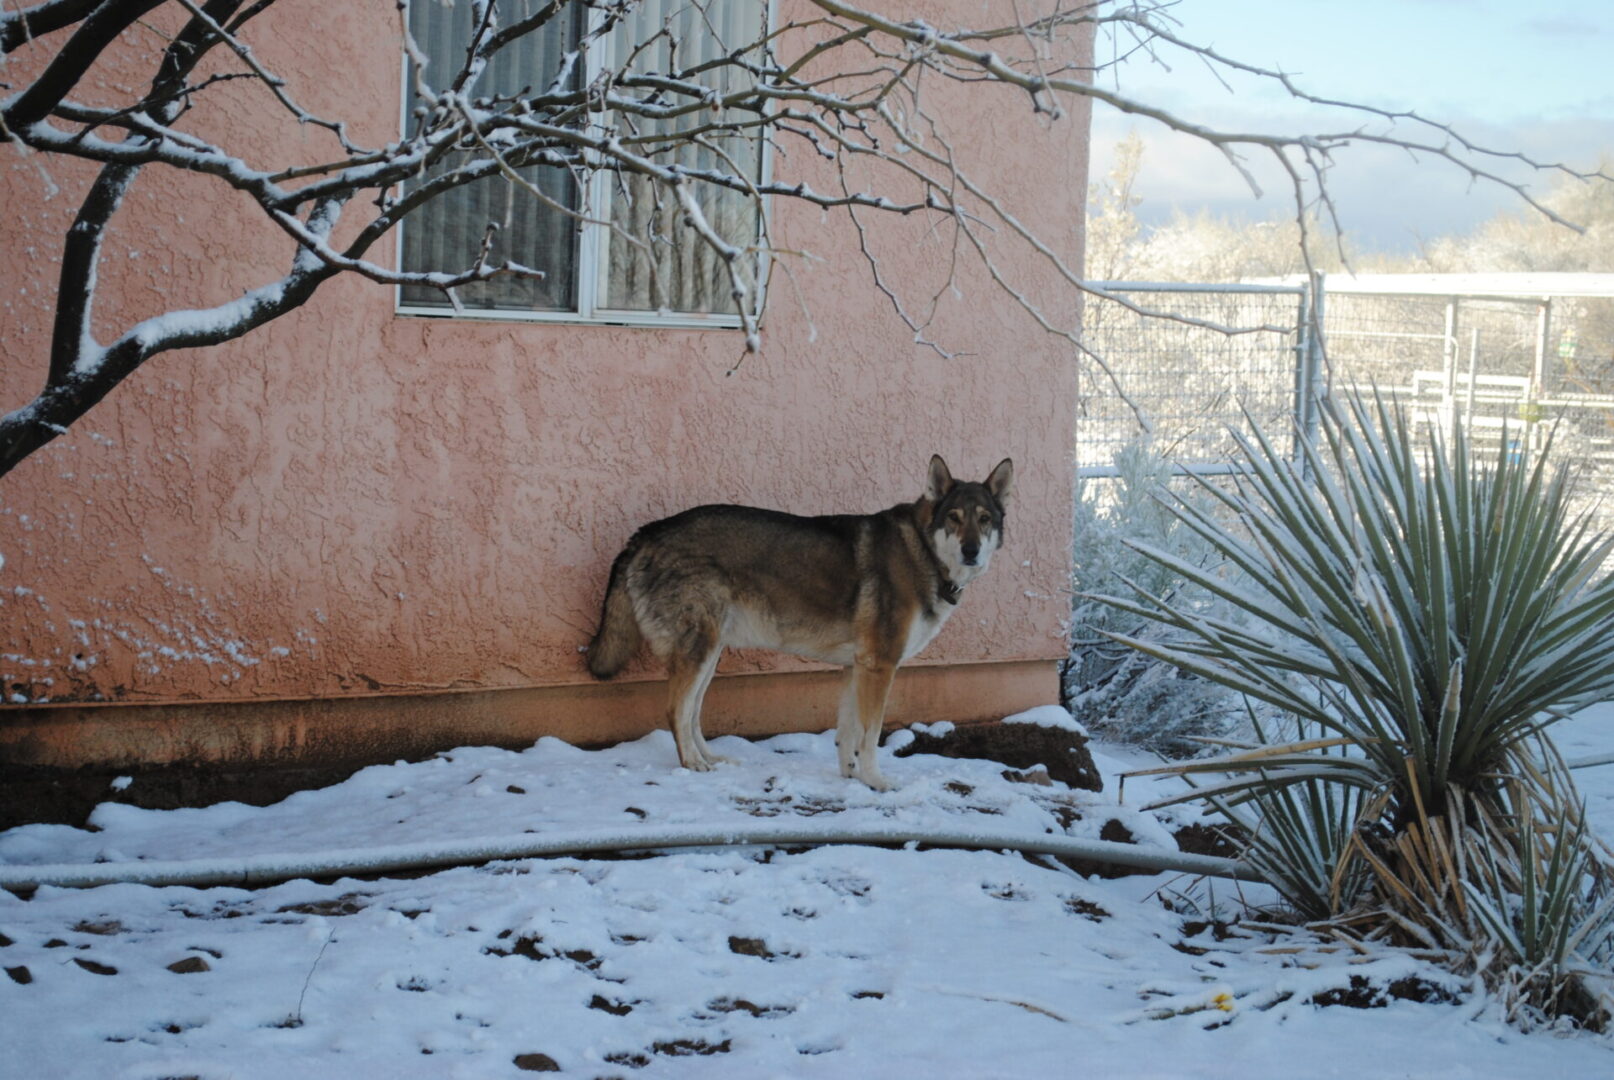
<box><xmin>1089</xmin><ymin>0</ymin><xmax>1614</xmax><ymax>254</ymax></box>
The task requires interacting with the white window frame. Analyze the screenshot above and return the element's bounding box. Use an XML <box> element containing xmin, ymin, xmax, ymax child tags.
<box><xmin>394</xmin><ymin>1</ymin><xmax>772</xmax><ymax>329</ymax></box>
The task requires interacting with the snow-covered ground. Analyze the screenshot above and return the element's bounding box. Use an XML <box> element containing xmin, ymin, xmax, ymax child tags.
<box><xmin>2</xmin><ymin>704</ymin><xmax>1612</xmax><ymax>1078</ymax></box>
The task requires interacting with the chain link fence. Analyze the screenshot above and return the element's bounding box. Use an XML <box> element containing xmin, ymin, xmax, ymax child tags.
<box><xmin>1077</xmin><ymin>283</ymin><xmax>1313</xmax><ymax>476</ymax></box>
<box><xmin>1077</xmin><ymin>277</ymin><xmax>1614</xmax><ymax>529</ymax></box>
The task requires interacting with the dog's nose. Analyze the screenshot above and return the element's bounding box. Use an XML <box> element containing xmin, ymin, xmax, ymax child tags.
<box><xmin>962</xmin><ymin>544</ymin><xmax>980</xmax><ymax>565</ymax></box>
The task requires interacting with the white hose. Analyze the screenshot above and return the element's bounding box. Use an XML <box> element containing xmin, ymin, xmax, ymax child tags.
<box><xmin>0</xmin><ymin>821</ymin><xmax>1259</xmax><ymax>890</ymax></box>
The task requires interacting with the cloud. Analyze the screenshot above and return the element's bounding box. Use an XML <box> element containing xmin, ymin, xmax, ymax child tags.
<box><xmin>1523</xmin><ymin>16</ymin><xmax>1605</xmax><ymax>37</ymax></box>
<box><xmin>1088</xmin><ymin>101</ymin><xmax>1614</xmax><ymax>254</ymax></box>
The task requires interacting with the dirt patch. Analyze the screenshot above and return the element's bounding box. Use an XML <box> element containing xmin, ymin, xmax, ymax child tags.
<box><xmin>603</xmin><ymin>1050</ymin><xmax>650</xmax><ymax>1068</ymax></box>
<box><xmin>653</xmin><ymin>1038</ymin><xmax>731</xmax><ymax>1056</ymax></box>
<box><xmin>72</xmin><ymin>957</ymin><xmax>117</xmax><ymax>975</ymax></box>
<box><xmin>1062</xmin><ymin>897</ymin><xmax>1109</xmax><ymax>920</ymax></box>
<box><xmin>484</xmin><ymin>932</ymin><xmax>609</xmax><ymax>974</ymax></box>
<box><xmin>1172</xmin><ymin>823</ymin><xmax>1244</xmax><ymax>860</ymax></box>
<box><xmin>513</xmin><ymin>1051</ymin><xmax>562</xmax><ymax>1071</ymax></box>
<box><xmin>483</xmin><ymin>932</ymin><xmax>548</xmax><ymax>963</ymax></box>
<box><xmin>275</xmin><ymin>893</ymin><xmax>370</xmax><ymax>917</ymax></box>
<box><xmin>71</xmin><ymin>919</ymin><xmax>124</xmax><ymax>936</ymax></box>
<box><xmin>0</xmin><ymin>761</ymin><xmax>369</xmax><ymax>831</ymax></box>
<box><xmin>728</xmin><ymin>935</ymin><xmax>798</xmax><ymax>960</ymax></box>
<box><xmin>1309</xmin><ymin>974</ymin><xmax>1454</xmax><ymax>1009</ymax></box>
<box><xmin>1041</xmin><ymin>818</ymin><xmax>1142</xmax><ymax>879</ymax></box>
<box><xmin>893</xmin><ymin>720</ymin><xmax>1101</xmax><ymax>792</ymax></box>
<box><xmin>705</xmin><ymin>997</ymin><xmax>794</xmax><ymax>1018</ymax></box>
<box><xmin>166</xmin><ymin>956</ymin><xmax>211</xmax><ymax>974</ymax></box>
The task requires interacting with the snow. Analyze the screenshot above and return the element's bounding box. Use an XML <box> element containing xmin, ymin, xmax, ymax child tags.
<box><xmin>1002</xmin><ymin>703</ymin><xmax>1088</xmax><ymax>736</ymax></box>
<box><xmin>2</xmin><ymin>707</ymin><xmax>1612</xmax><ymax>1077</ymax></box>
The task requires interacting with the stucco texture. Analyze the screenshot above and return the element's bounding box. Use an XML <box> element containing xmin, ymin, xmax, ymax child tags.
<box><xmin>0</xmin><ymin>3</ymin><xmax>1088</xmax><ymax>749</ymax></box>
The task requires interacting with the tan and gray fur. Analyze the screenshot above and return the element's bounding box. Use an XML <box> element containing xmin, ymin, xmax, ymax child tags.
<box><xmin>586</xmin><ymin>456</ymin><xmax>1013</xmax><ymax>790</ymax></box>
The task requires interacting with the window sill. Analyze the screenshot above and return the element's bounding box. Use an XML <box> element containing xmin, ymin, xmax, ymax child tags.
<box><xmin>393</xmin><ymin>302</ymin><xmax>746</xmax><ymax>332</ymax></box>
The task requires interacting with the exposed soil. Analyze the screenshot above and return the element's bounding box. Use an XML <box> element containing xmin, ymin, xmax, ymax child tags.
<box><xmin>0</xmin><ymin>761</ymin><xmax>371</xmax><ymax>832</ymax></box>
<box><xmin>1171</xmin><ymin>823</ymin><xmax>1244</xmax><ymax>860</ymax></box>
<box><xmin>892</xmin><ymin>719</ymin><xmax>1102</xmax><ymax>792</ymax></box>
<box><xmin>1308</xmin><ymin>974</ymin><xmax>1455</xmax><ymax>1009</ymax></box>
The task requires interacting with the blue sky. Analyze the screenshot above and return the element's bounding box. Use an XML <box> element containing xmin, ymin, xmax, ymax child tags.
<box><xmin>1090</xmin><ymin>0</ymin><xmax>1614</xmax><ymax>253</ymax></box>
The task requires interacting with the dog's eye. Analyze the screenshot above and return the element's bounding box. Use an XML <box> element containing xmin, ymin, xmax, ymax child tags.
<box><xmin>978</xmin><ymin>513</ymin><xmax>991</xmax><ymax>527</ymax></box>
<box><xmin>948</xmin><ymin>509</ymin><xmax>963</xmax><ymax>523</ymax></box>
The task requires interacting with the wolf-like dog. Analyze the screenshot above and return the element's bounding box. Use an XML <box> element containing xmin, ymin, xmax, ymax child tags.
<box><xmin>586</xmin><ymin>455</ymin><xmax>1013</xmax><ymax>790</ymax></box>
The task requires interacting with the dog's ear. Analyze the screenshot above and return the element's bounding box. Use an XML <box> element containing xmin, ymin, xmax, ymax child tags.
<box><xmin>926</xmin><ymin>455</ymin><xmax>954</xmax><ymax>502</ymax></box>
<box><xmin>985</xmin><ymin>458</ymin><xmax>1014</xmax><ymax>506</ymax></box>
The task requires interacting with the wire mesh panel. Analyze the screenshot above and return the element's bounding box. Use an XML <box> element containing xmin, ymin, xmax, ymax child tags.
<box><xmin>1077</xmin><ymin>285</ymin><xmax>1307</xmax><ymax>474</ymax></box>
<box><xmin>1324</xmin><ymin>292</ymin><xmax>1451</xmax><ymax>391</ymax></box>
<box><xmin>1076</xmin><ymin>281</ymin><xmax>1614</xmax><ymax>533</ymax></box>
<box><xmin>1325</xmin><ymin>289</ymin><xmax>1614</xmax><ymax>534</ymax></box>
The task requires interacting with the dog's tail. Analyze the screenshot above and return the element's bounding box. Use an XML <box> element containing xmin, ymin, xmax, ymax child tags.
<box><xmin>586</xmin><ymin>545</ymin><xmax>642</xmax><ymax>679</ymax></box>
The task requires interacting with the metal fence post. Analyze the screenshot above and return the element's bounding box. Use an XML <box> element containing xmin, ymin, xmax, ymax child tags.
<box><xmin>1293</xmin><ymin>272</ymin><xmax>1325</xmax><ymax>477</ymax></box>
<box><xmin>1441</xmin><ymin>297</ymin><xmax>1460</xmax><ymax>443</ymax></box>
<box><xmin>1531</xmin><ymin>299</ymin><xmax>1553</xmax><ymax>453</ymax></box>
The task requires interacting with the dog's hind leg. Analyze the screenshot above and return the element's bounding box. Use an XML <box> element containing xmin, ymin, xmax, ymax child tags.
<box><xmin>838</xmin><ymin>658</ymin><xmax>898</xmax><ymax>791</ymax></box>
<box><xmin>664</xmin><ymin>624</ymin><xmax>726</xmax><ymax>771</ymax></box>
<box><xmin>835</xmin><ymin>669</ymin><xmax>860</xmax><ymax>780</ymax></box>
<box><xmin>685</xmin><ymin>645</ymin><xmax>732</xmax><ymax>767</ymax></box>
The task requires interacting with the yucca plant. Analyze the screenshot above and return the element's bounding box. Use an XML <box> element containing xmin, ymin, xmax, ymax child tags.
<box><xmin>1460</xmin><ymin>742</ymin><xmax>1614</xmax><ymax>1024</ymax></box>
<box><xmin>1088</xmin><ymin>388</ymin><xmax>1614</xmax><ymax>1025</ymax></box>
<box><xmin>1198</xmin><ymin>718</ymin><xmax>1379</xmax><ymax>922</ymax></box>
<box><xmin>1095</xmin><ymin>390</ymin><xmax>1614</xmax><ymax>820</ymax></box>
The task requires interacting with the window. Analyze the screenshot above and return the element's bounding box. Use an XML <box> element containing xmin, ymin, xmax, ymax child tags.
<box><xmin>398</xmin><ymin>0</ymin><xmax>768</xmax><ymax>325</ymax></box>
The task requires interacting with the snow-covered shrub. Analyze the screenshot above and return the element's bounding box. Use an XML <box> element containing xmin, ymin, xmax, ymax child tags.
<box><xmin>1095</xmin><ymin>389</ymin><xmax>1614</xmax><ymax>1028</ymax></box>
<box><xmin>1064</xmin><ymin>439</ymin><xmax>1247</xmax><ymax>755</ymax></box>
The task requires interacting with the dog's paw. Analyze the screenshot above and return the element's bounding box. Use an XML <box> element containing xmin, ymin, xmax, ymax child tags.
<box><xmin>679</xmin><ymin>750</ymin><xmax>735</xmax><ymax>772</ymax></box>
<box><xmin>856</xmin><ymin>770</ymin><xmax>898</xmax><ymax>793</ymax></box>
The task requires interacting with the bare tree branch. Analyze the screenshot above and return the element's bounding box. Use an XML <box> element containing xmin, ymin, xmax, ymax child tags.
<box><xmin>0</xmin><ymin>0</ymin><xmax>105</xmax><ymax>54</ymax></box>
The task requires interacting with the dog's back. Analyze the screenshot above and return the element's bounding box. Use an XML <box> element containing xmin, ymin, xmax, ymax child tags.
<box><xmin>588</xmin><ymin>504</ymin><xmax>885</xmax><ymax>674</ymax></box>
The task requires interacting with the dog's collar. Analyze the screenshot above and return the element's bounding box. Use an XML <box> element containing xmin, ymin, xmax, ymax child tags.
<box><xmin>922</xmin><ymin>532</ymin><xmax>965</xmax><ymax>606</ymax></box>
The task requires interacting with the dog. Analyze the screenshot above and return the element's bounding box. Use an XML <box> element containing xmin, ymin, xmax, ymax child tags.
<box><xmin>586</xmin><ymin>455</ymin><xmax>1013</xmax><ymax>790</ymax></box>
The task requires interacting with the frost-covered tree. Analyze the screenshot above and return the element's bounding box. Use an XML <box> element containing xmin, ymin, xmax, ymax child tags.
<box><xmin>1083</xmin><ymin>129</ymin><xmax>1145</xmax><ymax>283</ymax></box>
<box><xmin>1084</xmin><ymin>131</ymin><xmax>1355</xmax><ymax>283</ymax></box>
<box><xmin>2</xmin><ymin>0</ymin><xmax>1606</xmax><ymax>478</ymax></box>
<box><xmin>1418</xmin><ymin>158</ymin><xmax>1614</xmax><ymax>275</ymax></box>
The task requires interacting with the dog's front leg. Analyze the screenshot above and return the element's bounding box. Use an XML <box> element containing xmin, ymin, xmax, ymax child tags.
<box><xmin>837</xmin><ymin>658</ymin><xmax>897</xmax><ymax>791</ymax></box>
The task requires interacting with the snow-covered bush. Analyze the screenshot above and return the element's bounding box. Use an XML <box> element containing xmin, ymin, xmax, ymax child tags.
<box><xmin>1095</xmin><ymin>389</ymin><xmax>1614</xmax><ymax>1029</ymax></box>
<box><xmin>1064</xmin><ymin>439</ymin><xmax>1248</xmax><ymax>755</ymax></box>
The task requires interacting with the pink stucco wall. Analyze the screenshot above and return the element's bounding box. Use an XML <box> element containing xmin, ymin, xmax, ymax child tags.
<box><xmin>0</xmin><ymin>3</ymin><xmax>1087</xmax><ymax>745</ymax></box>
